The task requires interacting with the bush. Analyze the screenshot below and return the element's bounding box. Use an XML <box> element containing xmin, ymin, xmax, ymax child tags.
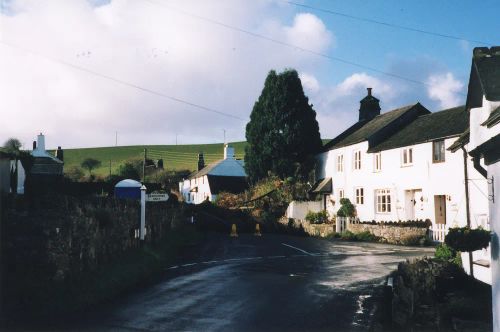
<box><xmin>445</xmin><ymin>227</ymin><xmax>491</xmax><ymax>252</ymax></box>
<box><xmin>305</xmin><ymin>210</ymin><xmax>329</xmax><ymax>224</ymax></box>
<box><xmin>356</xmin><ymin>219</ymin><xmax>432</xmax><ymax>228</ymax></box>
<box><xmin>435</xmin><ymin>243</ymin><xmax>462</xmax><ymax>266</ymax></box>
<box><xmin>339</xmin><ymin>230</ymin><xmax>378</xmax><ymax>242</ymax></box>
<box><xmin>337</xmin><ymin>198</ymin><xmax>356</xmax><ymax>217</ymax></box>
<box><xmin>400</xmin><ymin>234</ymin><xmax>426</xmax><ymax>246</ymax></box>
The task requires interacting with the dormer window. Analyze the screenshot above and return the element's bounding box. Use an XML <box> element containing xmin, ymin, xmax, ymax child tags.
<box><xmin>401</xmin><ymin>147</ymin><xmax>413</xmax><ymax>166</ymax></box>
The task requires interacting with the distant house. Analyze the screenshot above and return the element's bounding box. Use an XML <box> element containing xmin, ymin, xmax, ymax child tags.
<box><xmin>451</xmin><ymin>47</ymin><xmax>500</xmax><ymax>330</ymax></box>
<box><xmin>179</xmin><ymin>144</ymin><xmax>247</xmax><ymax>204</ymax></box>
<box><xmin>315</xmin><ymin>88</ymin><xmax>488</xmax><ymax>260</ymax></box>
<box><xmin>31</xmin><ymin>133</ymin><xmax>64</xmax><ymax>177</ymax></box>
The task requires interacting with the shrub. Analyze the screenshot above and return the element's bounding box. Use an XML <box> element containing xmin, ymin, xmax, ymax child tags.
<box><xmin>340</xmin><ymin>230</ymin><xmax>357</xmax><ymax>241</ymax></box>
<box><xmin>305</xmin><ymin>210</ymin><xmax>329</xmax><ymax>224</ymax></box>
<box><xmin>445</xmin><ymin>227</ymin><xmax>491</xmax><ymax>252</ymax></box>
<box><xmin>355</xmin><ymin>231</ymin><xmax>378</xmax><ymax>242</ymax></box>
<box><xmin>337</xmin><ymin>198</ymin><xmax>356</xmax><ymax>217</ymax></box>
<box><xmin>400</xmin><ymin>234</ymin><xmax>425</xmax><ymax>246</ymax></box>
<box><xmin>435</xmin><ymin>243</ymin><xmax>462</xmax><ymax>266</ymax></box>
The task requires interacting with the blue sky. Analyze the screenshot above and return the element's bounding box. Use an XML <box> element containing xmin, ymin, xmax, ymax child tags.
<box><xmin>0</xmin><ymin>0</ymin><xmax>498</xmax><ymax>148</ymax></box>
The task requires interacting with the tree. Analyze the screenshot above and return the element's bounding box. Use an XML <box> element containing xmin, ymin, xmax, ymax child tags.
<box><xmin>81</xmin><ymin>158</ymin><xmax>101</xmax><ymax>176</ymax></box>
<box><xmin>245</xmin><ymin>69</ymin><xmax>322</xmax><ymax>182</ymax></box>
<box><xmin>3</xmin><ymin>138</ymin><xmax>22</xmax><ymax>154</ymax></box>
<box><xmin>118</xmin><ymin>162</ymin><xmax>140</xmax><ymax>180</ymax></box>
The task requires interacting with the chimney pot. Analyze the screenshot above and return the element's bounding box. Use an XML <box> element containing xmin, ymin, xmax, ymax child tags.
<box><xmin>33</xmin><ymin>141</ymin><xmax>37</xmax><ymax>150</ymax></box>
<box><xmin>367</xmin><ymin>87</ymin><xmax>372</xmax><ymax>96</ymax></box>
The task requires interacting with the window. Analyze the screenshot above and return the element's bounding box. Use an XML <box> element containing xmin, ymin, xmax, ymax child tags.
<box><xmin>338</xmin><ymin>189</ymin><xmax>344</xmax><ymax>199</ymax></box>
<box><xmin>337</xmin><ymin>154</ymin><xmax>344</xmax><ymax>172</ymax></box>
<box><xmin>401</xmin><ymin>147</ymin><xmax>413</xmax><ymax>166</ymax></box>
<box><xmin>353</xmin><ymin>150</ymin><xmax>361</xmax><ymax>170</ymax></box>
<box><xmin>375</xmin><ymin>189</ymin><xmax>392</xmax><ymax>213</ymax></box>
<box><xmin>433</xmin><ymin>140</ymin><xmax>445</xmax><ymax>163</ymax></box>
<box><xmin>355</xmin><ymin>187</ymin><xmax>364</xmax><ymax>204</ymax></box>
<box><xmin>374</xmin><ymin>152</ymin><xmax>381</xmax><ymax>172</ymax></box>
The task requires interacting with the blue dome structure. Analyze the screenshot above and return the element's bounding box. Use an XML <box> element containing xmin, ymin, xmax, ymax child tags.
<box><xmin>114</xmin><ymin>179</ymin><xmax>142</xmax><ymax>199</ymax></box>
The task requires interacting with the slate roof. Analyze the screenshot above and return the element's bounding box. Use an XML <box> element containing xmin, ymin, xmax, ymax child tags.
<box><xmin>481</xmin><ymin>105</ymin><xmax>500</xmax><ymax>128</ymax></box>
<box><xmin>207</xmin><ymin>175</ymin><xmax>248</xmax><ymax>195</ymax></box>
<box><xmin>188</xmin><ymin>158</ymin><xmax>245</xmax><ymax>180</ymax></box>
<box><xmin>323</xmin><ymin>103</ymin><xmax>430</xmax><ymax>151</ymax></box>
<box><xmin>369</xmin><ymin>106</ymin><xmax>467</xmax><ymax>152</ymax></box>
<box><xmin>466</xmin><ymin>47</ymin><xmax>500</xmax><ymax>108</ymax></box>
<box><xmin>310</xmin><ymin>177</ymin><xmax>332</xmax><ymax>194</ymax></box>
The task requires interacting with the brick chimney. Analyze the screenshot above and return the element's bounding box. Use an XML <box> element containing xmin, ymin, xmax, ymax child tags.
<box><xmin>197</xmin><ymin>153</ymin><xmax>205</xmax><ymax>171</ymax></box>
<box><xmin>55</xmin><ymin>146</ymin><xmax>64</xmax><ymax>161</ymax></box>
<box><xmin>359</xmin><ymin>88</ymin><xmax>381</xmax><ymax>122</ymax></box>
<box><xmin>224</xmin><ymin>144</ymin><xmax>235</xmax><ymax>159</ymax></box>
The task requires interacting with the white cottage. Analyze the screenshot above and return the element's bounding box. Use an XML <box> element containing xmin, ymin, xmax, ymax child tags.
<box><xmin>315</xmin><ymin>88</ymin><xmax>489</xmax><ymax>250</ymax></box>
<box><xmin>451</xmin><ymin>46</ymin><xmax>500</xmax><ymax>330</ymax></box>
<box><xmin>179</xmin><ymin>144</ymin><xmax>247</xmax><ymax>204</ymax></box>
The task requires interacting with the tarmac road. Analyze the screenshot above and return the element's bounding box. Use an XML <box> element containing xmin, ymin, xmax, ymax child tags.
<box><xmin>74</xmin><ymin>233</ymin><xmax>434</xmax><ymax>332</ymax></box>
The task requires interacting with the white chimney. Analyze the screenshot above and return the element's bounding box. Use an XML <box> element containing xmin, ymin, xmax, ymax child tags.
<box><xmin>224</xmin><ymin>144</ymin><xmax>235</xmax><ymax>160</ymax></box>
<box><xmin>37</xmin><ymin>133</ymin><xmax>45</xmax><ymax>152</ymax></box>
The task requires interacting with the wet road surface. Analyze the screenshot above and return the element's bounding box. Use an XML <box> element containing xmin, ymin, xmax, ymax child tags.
<box><xmin>75</xmin><ymin>233</ymin><xmax>434</xmax><ymax>332</ymax></box>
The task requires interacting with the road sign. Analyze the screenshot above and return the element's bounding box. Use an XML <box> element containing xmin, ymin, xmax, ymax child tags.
<box><xmin>146</xmin><ymin>192</ymin><xmax>169</xmax><ymax>202</ymax></box>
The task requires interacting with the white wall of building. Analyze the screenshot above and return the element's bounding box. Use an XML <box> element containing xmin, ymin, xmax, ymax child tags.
<box><xmin>488</xmin><ymin>162</ymin><xmax>500</xmax><ymax>330</ymax></box>
<box><xmin>469</xmin><ymin>97</ymin><xmax>500</xmax><ymax>151</ymax></box>
<box><xmin>180</xmin><ymin>175</ymin><xmax>213</xmax><ymax>204</ymax></box>
<box><xmin>317</xmin><ymin>138</ymin><xmax>488</xmax><ymax>227</ymax></box>
<box><xmin>285</xmin><ymin>201</ymin><xmax>322</xmax><ymax>221</ymax></box>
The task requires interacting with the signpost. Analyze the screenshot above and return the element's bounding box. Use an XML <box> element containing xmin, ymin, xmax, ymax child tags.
<box><xmin>146</xmin><ymin>192</ymin><xmax>169</xmax><ymax>202</ymax></box>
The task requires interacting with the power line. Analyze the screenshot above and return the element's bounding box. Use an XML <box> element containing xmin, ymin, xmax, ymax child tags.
<box><xmin>285</xmin><ymin>1</ymin><xmax>492</xmax><ymax>46</ymax></box>
<box><xmin>142</xmin><ymin>0</ymin><xmax>464</xmax><ymax>93</ymax></box>
<box><xmin>0</xmin><ymin>40</ymin><xmax>245</xmax><ymax>121</ymax></box>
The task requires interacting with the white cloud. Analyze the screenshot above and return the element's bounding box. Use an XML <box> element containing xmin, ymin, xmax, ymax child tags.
<box><xmin>0</xmin><ymin>0</ymin><xmax>334</xmax><ymax>148</ymax></box>
<box><xmin>426</xmin><ymin>72</ymin><xmax>464</xmax><ymax>109</ymax></box>
<box><xmin>299</xmin><ymin>72</ymin><xmax>320</xmax><ymax>94</ymax></box>
<box><xmin>285</xmin><ymin>13</ymin><xmax>333</xmax><ymax>53</ymax></box>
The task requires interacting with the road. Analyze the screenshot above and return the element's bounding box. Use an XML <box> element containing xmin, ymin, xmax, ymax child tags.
<box><xmin>75</xmin><ymin>233</ymin><xmax>434</xmax><ymax>332</ymax></box>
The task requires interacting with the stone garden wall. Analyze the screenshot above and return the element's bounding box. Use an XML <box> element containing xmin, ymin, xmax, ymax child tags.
<box><xmin>347</xmin><ymin>223</ymin><xmax>428</xmax><ymax>245</ymax></box>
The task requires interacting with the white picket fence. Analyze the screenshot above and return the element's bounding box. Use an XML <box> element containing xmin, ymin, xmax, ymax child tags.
<box><xmin>429</xmin><ymin>224</ymin><xmax>448</xmax><ymax>243</ymax></box>
<box><xmin>336</xmin><ymin>217</ymin><xmax>350</xmax><ymax>233</ymax></box>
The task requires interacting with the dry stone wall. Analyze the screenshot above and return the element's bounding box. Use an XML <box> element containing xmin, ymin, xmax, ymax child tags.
<box><xmin>348</xmin><ymin>223</ymin><xmax>428</xmax><ymax>244</ymax></box>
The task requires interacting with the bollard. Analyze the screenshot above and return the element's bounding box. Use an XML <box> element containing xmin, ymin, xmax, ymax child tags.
<box><xmin>254</xmin><ymin>223</ymin><xmax>262</xmax><ymax>236</ymax></box>
<box><xmin>230</xmin><ymin>224</ymin><xmax>238</xmax><ymax>237</ymax></box>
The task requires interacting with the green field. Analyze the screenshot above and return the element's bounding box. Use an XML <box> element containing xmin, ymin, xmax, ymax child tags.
<box><xmin>62</xmin><ymin>139</ymin><xmax>331</xmax><ymax>177</ymax></box>
<box><xmin>62</xmin><ymin>142</ymin><xmax>248</xmax><ymax>177</ymax></box>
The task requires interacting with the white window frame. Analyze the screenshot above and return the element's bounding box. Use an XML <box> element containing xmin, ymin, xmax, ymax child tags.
<box><xmin>337</xmin><ymin>154</ymin><xmax>344</xmax><ymax>172</ymax></box>
<box><xmin>432</xmin><ymin>140</ymin><xmax>445</xmax><ymax>163</ymax></box>
<box><xmin>355</xmin><ymin>187</ymin><xmax>364</xmax><ymax>205</ymax></box>
<box><xmin>401</xmin><ymin>147</ymin><xmax>413</xmax><ymax>166</ymax></box>
<box><xmin>375</xmin><ymin>189</ymin><xmax>392</xmax><ymax>213</ymax></box>
<box><xmin>374</xmin><ymin>152</ymin><xmax>381</xmax><ymax>172</ymax></box>
<box><xmin>338</xmin><ymin>189</ymin><xmax>345</xmax><ymax>200</ymax></box>
<box><xmin>353</xmin><ymin>150</ymin><xmax>361</xmax><ymax>170</ymax></box>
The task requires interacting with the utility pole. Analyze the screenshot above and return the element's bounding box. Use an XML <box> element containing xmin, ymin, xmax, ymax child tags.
<box><xmin>109</xmin><ymin>160</ymin><xmax>112</xmax><ymax>177</ymax></box>
<box><xmin>115</xmin><ymin>131</ymin><xmax>118</xmax><ymax>146</ymax></box>
<box><xmin>143</xmin><ymin>148</ymin><xmax>147</xmax><ymax>182</ymax></box>
<box><xmin>223</xmin><ymin>129</ymin><xmax>226</xmax><ymax>144</ymax></box>
<box><xmin>176</xmin><ymin>134</ymin><xmax>178</xmax><ymax>145</ymax></box>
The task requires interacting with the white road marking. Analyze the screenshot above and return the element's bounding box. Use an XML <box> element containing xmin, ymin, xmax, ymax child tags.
<box><xmin>201</xmin><ymin>260</ymin><xmax>219</xmax><ymax>264</ymax></box>
<box><xmin>180</xmin><ymin>263</ymin><xmax>198</xmax><ymax>267</ymax></box>
<box><xmin>281</xmin><ymin>243</ymin><xmax>313</xmax><ymax>256</ymax></box>
<box><xmin>165</xmin><ymin>265</ymin><xmax>179</xmax><ymax>270</ymax></box>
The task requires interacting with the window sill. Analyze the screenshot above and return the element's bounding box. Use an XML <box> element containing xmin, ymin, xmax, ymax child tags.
<box><xmin>401</xmin><ymin>164</ymin><xmax>413</xmax><ymax>168</ymax></box>
<box><xmin>432</xmin><ymin>160</ymin><xmax>445</xmax><ymax>164</ymax></box>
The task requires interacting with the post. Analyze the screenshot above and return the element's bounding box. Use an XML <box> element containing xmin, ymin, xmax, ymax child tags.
<box><xmin>461</xmin><ymin>146</ymin><xmax>474</xmax><ymax>277</ymax></box>
<box><xmin>109</xmin><ymin>160</ymin><xmax>112</xmax><ymax>177</ymax></box>
<box><xmin>140</xmin><ymin>185</ymin><xmax>147</xmax><ymax>241</ymax></box>
<box><xmin>143</xmin><ymin>148</ymin><xmax>147</xmax><ymax>182</ymax></box>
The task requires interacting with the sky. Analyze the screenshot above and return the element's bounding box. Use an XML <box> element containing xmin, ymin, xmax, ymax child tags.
<box><xmin>0</xmin><ymin>0</ymin><xmax>499</xmax><ymax>148</ymax></box>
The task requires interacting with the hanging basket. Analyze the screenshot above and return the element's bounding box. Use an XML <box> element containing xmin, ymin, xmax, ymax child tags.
<box><xmin>444</xmin><ymin>227</ymin><xmax>491</xmax><ymax>252</ymax></box>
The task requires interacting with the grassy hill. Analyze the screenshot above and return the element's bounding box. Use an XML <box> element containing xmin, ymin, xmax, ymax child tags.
<box><xmin>62</xmin><ymin>139</ymin><xmax>331</xmax><ymax>177</ymax></box>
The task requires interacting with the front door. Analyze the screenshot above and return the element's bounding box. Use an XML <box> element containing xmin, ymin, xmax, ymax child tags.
<box><xmin>434</xmin><ymin>195</ymin><xmax>446</xmax><ymax>224</ymax></box>
<box><xmin>405</xmin><ymin>190</ymin><xmax>415</xmax><ymax>220</ymax></box>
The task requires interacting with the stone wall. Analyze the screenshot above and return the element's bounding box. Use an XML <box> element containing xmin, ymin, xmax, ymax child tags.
<box><xmin>279</xmin><ymin>218</ymin><xmax>334</xmax><ymax>238</ymax></box>
<box><xmin>3</xmin><ymin>194</ymin><xmax>185</xmax><ymax>281</ymax></box>
<box><xmin>348</xmin><ymin>223</ymin><xmax>428</xmax><ymax>245</ymax></box>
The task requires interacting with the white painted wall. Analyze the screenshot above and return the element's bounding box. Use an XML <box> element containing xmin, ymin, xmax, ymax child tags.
<box><xmin>285</xmin><ymin>201</ymin><xmax>322</xmax><ymax>221</ymax></box>
<box><xmin>468</xmin><ymin>97</ymin><xmax>500</xmax><ymax>329</ymax></box>
<box><xmin>317</xmin><ymin>139</ymin><xmax>488</xmax><ymax>226</ymax></box>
